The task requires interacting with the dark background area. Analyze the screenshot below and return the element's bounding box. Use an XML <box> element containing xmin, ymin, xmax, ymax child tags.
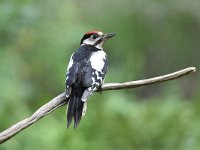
<box><xmin>0</xmin><ymin>0</ymin><xmax>200</xmax><ymax>149</ymax></box>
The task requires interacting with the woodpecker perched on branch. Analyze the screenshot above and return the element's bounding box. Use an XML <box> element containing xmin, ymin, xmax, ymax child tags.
<box><xmin>65</xmin><ymin>31</ymin><xmax>115</xmax><ymax>128</ymax></box>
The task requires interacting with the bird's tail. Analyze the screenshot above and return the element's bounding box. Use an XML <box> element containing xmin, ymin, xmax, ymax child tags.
<box><xmin>67</xmin><ymin>92</ymin><xmax>84</xmax><ymax>128</ymax></box>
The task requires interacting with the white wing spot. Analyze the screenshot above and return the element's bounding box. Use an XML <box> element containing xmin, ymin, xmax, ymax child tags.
<box><xmin>92</xmin><ymin>77</ymin><xmax>95</xmax><ymax>84</ymax></box>
<box><xmin>67</xmin><ymin>55</ymin><xmax>74</xmax><ymax>70</ymax></box>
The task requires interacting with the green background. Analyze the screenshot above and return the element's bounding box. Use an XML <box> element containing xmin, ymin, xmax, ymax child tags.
<box><xmin>0</xmin><ymin>0</ymin><xmax>200</xmax><ymax>149</ymax></box>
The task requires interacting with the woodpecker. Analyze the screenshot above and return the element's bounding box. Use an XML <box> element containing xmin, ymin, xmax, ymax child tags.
<box><xmin>65</xmin><ymin>31</ymin><xmax>115</xmax><ymax>128</ymax></box>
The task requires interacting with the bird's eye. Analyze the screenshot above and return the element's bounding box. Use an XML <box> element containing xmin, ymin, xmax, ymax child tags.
<box><xmin>92</xmin><ymin>34</ymin><xmax>99</xmax><ymax>39</ymax></box>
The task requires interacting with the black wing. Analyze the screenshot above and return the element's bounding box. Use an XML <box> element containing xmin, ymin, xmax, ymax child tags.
<box><xmin>65</xmin><ymin>45</ymin><xmax>94</xmax><ymax>96</ymax></box>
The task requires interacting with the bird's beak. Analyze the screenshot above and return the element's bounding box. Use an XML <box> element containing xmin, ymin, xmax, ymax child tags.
<box><xmin>103</xmin><ymin>32</ymin><xmax>116</xmax><ymax>40</ymax></box>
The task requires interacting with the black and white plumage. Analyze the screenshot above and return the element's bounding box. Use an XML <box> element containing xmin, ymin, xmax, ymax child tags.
<box><xmin>65</xmin><ymin>31</ymin><xmax>115</xmax><ymax>128</ymax></box>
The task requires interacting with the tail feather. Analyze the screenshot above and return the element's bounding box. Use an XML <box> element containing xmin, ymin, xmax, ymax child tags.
<box><xmin>74</xmin><ymin>98</ymin><xmax>84</xmax><ymax>128</ymax></box>
<box><xmin>67</xmin><ymin>96</ymin><xmax>84</xmax><ymax>128</ymax></box>
<box><xmin>67</xmin><ymin>98</ymin><xmax>74</xmax><ymax>128</ymax></box>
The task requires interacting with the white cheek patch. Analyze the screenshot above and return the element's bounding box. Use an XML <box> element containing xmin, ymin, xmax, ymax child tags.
<box><xmin>83</xmin><ymin>38</ymin><xmax>96</xmax><ymax>45</ymax></box>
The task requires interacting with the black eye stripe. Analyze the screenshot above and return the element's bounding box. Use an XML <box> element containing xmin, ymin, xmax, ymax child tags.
<box><xmin>94</xmin><ymin>39</ymin><xmax>103</xmax><ymax>46</ymax></box>
<box><xmin>80</xmin><ymin>33</ymin><xmax>100</xmax><ymax>44</ymax></box>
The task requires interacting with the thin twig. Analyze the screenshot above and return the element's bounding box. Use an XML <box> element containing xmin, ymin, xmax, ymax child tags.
<box><xmin>0</xmin><ymin>67</ymin><xmax>196</xmax><ymax>144</ymax></box>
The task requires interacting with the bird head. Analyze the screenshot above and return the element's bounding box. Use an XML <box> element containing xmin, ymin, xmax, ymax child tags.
<box><xmin>80</xmin><ymin>31</ymin><xmax>115</xmax><ymax>49</ymax></box>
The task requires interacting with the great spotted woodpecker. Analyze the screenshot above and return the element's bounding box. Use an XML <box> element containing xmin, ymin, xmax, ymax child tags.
<box><xmin>65</xmin><ymin>31</ymin><xmax>115</xmax><ymax>128</ymax></box>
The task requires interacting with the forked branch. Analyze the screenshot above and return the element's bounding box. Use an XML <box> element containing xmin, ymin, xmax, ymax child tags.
<box><xmin>0</xmin><ymin>67</ymin><xmax>196</xmax><ymax>144</ymax></box>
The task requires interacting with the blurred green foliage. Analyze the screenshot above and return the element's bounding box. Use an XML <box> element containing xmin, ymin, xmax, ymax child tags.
<box><xmin>0</xmin><ymin>0</ymin><xmax>200</xmax><ymax>149</ymax></box>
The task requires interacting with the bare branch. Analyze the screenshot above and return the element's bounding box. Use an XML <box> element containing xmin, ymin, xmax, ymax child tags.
<box><xmin>99</xmin><ymin>67</ymin><xmax>196</xmax><ymax>91</ymax></box>
<box><xmin>0</xmin><ymin>67</ymin><xmax>196</xmax><ymax>144</ymax></box>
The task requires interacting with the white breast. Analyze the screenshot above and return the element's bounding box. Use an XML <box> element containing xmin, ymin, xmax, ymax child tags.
<box><xmin>90</xmin><ymin>50</ymin><xmax>106</xmax><ymax>71</ymax></box>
